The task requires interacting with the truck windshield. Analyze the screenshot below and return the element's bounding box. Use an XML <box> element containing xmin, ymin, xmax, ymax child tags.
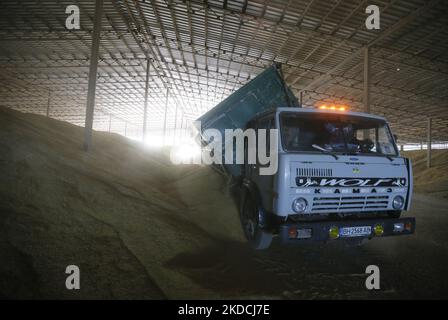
<box><xmin>280</xmin><ymin>112</ymin><xmax>398</xmax><ymax>156</ymax></box>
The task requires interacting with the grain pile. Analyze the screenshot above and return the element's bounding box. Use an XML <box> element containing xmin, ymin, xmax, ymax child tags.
<box><xmin>0</xmin><ymin>106</ymin><xmax>246</xmax><ymax>299</ymax></box>
<box><xmin>403</xmin><ymin>149</ymin><xmax>448</xmax><ymax>199</ymax></box>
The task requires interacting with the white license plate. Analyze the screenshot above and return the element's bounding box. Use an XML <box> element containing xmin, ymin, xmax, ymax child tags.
<box><xmin>340</xmin><ymin>226</ymin><xmax>372</xmax><ymax>238</ymax></box>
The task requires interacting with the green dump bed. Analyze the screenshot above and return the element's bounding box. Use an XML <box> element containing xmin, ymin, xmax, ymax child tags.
<box><xmin>196</xmin><ymin>64</ymin><xmax>300</xmax><ymax>177</ymax></box>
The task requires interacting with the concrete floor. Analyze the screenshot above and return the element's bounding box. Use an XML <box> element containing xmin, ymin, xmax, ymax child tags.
<box><xmin>165</xmin><ymin>193</ymin><xmax>448</xmax><ymax>299</ymax></box>
<box><xmin>267</xmin><ymin>193</ymin><xmax>448</xmax><ymax>299</ymax></box>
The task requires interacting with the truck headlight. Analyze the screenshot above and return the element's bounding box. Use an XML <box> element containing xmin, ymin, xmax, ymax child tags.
<box><xmin>292</xmin><ymin>198</ymin><xmax>308</xmax><ymax>214</ymax></box>
<box><xmin>392</xmin><ymin>196</ymin><xmax>404</xmax><ymax>209</ymax></box>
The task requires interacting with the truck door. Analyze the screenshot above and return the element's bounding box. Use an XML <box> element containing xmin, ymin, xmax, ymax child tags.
<box><xmin>253</xmin><ymin>116</ymin><xmax>275</xmax><ymax>212</ymax></box>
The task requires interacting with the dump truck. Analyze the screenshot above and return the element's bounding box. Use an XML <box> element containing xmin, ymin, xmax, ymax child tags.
<box><xmin>196</xmin><ymin>64</ymin><xmax>415</xmax><ymax>249</ymax></box>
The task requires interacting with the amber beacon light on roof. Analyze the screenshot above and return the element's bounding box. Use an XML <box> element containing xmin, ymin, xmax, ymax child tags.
<box><xmin>318</xmin><ymin>104</ymin><xmax>347</xmax><ymax>111</ymax></box>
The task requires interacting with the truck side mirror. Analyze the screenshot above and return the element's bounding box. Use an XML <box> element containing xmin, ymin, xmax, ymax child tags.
<box><xmin>393</xmin><ymin>134</ymin><xmax>398</xmax><ymax>142</ymax></box>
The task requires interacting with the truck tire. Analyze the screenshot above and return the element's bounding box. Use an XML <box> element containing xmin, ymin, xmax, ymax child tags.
<box><xmin>240</xmin><ymin>196</ymin><xmax>273</xmax><ymax>250</ymax></box>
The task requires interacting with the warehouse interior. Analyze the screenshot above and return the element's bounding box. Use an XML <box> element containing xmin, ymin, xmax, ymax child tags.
<box><xmin>1</xmin><ymin>0</ymin><xmax>448</xmax><ymax>299</ymax></box>
<box><xmin>2</xmin><ymin>0</ymin><xmax>448</xmax><ymax>147</ymax></box>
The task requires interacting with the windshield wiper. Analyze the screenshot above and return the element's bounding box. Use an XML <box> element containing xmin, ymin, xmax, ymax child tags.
<box><xmin>343</xmin><ymin>151</ymin><xmax>394</xmax><ymax>162</ymax></box>
<box><xmin>312</xmin><ymin>144</ymin><xmax>339</xmax><ymax>160</ymax></box>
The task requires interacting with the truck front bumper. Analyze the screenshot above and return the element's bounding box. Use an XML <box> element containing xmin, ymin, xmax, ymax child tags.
<box><xmin>279</xmin><ymin>217</ymin><xmax>415</xmax><ymax>244</ymax></box>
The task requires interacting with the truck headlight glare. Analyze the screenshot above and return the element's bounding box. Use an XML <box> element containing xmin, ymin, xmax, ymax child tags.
<box><xmin>393</xmin><ymin>223</ymin><xmax>404</xmax><ymax>232</ymax></box>
<box><xmin>374</xmin><ymin>224</ymin><xmax>384</xmax><ymax>236</ymax></box>
<box><xmin>392</xmin><ymin>196</ymin><xmax>404</xmax><ymax>209</ymax></box>
<box><xmin>329</xmin><ymin>226</ymin><xmax>339</xmax><ymax>239</ymax></box>
<box><xmin>292</xmin><ymin>198</ymin><xmax>307</xmax><ymax>213</ymax></box>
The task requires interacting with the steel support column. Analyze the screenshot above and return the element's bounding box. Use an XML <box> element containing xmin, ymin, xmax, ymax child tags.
<box><xmin>363</xmin><ymin>46</ymin><xmax>371</xmax><ymax>139</ymax></box>
<box><xmin>83</xmin><ymin>0</ymin><xmax>104</xmax><ymax>151</ymax></box>
<box><xmin>46</xmin><ymin>90</ymin><xmax>51</xmax><ymax>118</ymax></box>
<box><xmin>363</xmin><ymin>46</ymin><xmax>371</xmax><ymax>114</ymax></box>
<box><xmin>173</xmin><ymin>104</ymin><xmax>178</xmax><ymax>144</ymax></box>
<box><xmin>143</xmin><ymin>59</ymin><xmax>150</xmax><ymax>142</ymax></box>
<box><xmin>162</xmin><ymin>87</ymin><xmax>169</xmax><ymax>145</ymax></box>
<box><xmin>180</xmin><ymin>115</ymin><xmax>184</xmax><ymax>138</ymax></box>
<box><xmin>427</xmin><ymin>117</ymin><xmax>432</xmax><ymax>168</ymax></box>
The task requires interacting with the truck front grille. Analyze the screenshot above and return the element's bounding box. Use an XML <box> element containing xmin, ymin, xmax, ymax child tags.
<box><xmin>311</xmin><ymin>195</ymin><xmax>389</xmax><ymax>212</ymax></box>
<box><xmin>297</xmin><ymin>168</ymin><xmax>333</xmax><ymax>177</ymax></box>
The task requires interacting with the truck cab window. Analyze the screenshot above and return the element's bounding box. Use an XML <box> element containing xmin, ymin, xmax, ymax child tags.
<box><xmin>280</xmin><ymin>112</ymin><xmax>398</xmax><ymax>157</ymax></box>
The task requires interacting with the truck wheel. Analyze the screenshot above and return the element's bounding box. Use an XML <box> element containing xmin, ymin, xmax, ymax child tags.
<box><xmin>240</xmin><ymin>196</ymin><xmax>273</xmax><ymax>250</ymax></box>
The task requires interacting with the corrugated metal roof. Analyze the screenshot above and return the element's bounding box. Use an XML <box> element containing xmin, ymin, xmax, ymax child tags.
<box><xmin>0</xmin><ymin>0</ymin><xmax>447</xmax><ymax>143</ymax></box>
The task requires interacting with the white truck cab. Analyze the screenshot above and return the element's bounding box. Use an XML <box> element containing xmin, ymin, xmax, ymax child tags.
<box><xmin>240</xmin><ymin>107</ymin><xmax>415</xmax><ymax>249</ymax></box>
